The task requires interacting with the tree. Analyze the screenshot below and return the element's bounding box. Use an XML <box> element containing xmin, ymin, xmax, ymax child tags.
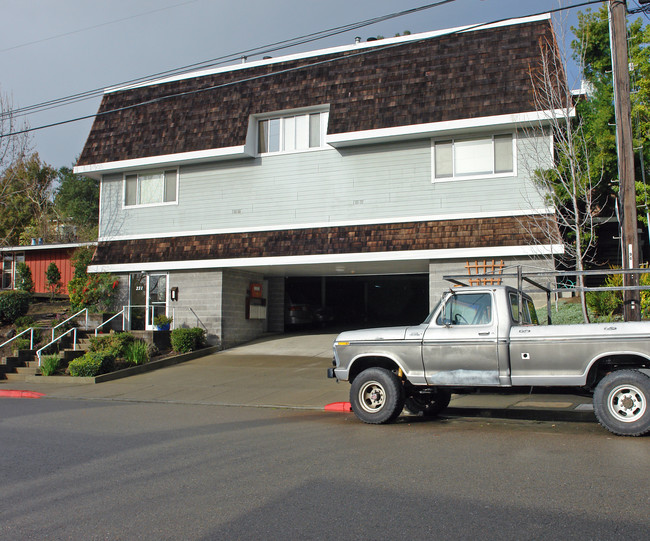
<box><xmin>571</xmin><ymin>6</ymin><xmax>650</xmax><ymax>214</ymax></box>
<box><xmin>0</xmin><ymin>154</ymin><xmax>57</xmax><ymax>246</ymax></box>
<box><xmin>0</xmin><ymin>88</ymin><xmax>31</xmax><ymax>246</ymax></box>
<box><xmin>46</xmin><ymin>262</ymin><xmax>61</xmax><ymax>300</ymax></box>
<box><xmin>523</xmin><ymin>17</ymin><xmax>604</xmax><ymax>323</ymax></box>
<box><xmin>53</xmin><ymin>166</ymin><xmax>99</xmax><ymax>242</ymax></box>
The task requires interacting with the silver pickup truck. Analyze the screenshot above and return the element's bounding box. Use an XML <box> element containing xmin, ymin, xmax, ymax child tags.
<box><xmin>327</xmin><ymin>285</ymin><xmax>650</xmax><ymax>436</ymax></box>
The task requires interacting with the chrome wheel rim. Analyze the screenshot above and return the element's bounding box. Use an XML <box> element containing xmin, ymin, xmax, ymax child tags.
<box><xmin>358</xmin><ymin>380</ymin><xmax>386</xmax><ymax>413</ymax></box>
<box><xmin>607</xmin><ymin>384</ymin><xmax>647</xmax><ymax>423</ymax></box>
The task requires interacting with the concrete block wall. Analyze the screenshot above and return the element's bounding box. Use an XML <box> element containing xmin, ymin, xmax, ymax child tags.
<box><xmin>221</xmin><ymin>269</ymin><xmax>266</xmax><ymax>349</ymax></box>
<box><xmin>168</xmin><ymin>270</ymin><xmax>223</xmax><ymax>346</ymax></box>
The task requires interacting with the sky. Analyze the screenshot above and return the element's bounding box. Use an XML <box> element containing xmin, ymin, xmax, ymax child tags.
<box><xmin>0</xmin><ymin>0</ymin><xmax>621</xmax><ymax>169</ymax></box>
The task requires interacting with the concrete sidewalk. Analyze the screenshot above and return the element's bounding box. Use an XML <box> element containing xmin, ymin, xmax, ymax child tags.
<box><xmin>0</xmin><ymin>332</ymin><xmax>596</xmax><ymax>423</ymax></box>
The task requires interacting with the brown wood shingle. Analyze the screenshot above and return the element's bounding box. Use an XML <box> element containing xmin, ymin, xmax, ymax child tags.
<box><xmin>78</xmin><ymin>18</ymin><xmax>560</xmax><ymax>166</ymax></box>
<box><xmin>91</xmin><ymin>216</ymin><xmax>555</xmax><ymax>266</ymax></box>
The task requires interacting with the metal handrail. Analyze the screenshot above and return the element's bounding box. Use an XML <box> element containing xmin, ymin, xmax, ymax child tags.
<box><xmin>37</xmin><ymin>327</ymin><xmax>77</xmax><ymax>365</ymax></box>
<box><xmin>95</xmin><ymin>308</ymin><xmax>126</xmax><ymax>336</ymax></box>
<box><xmin>188</xmin><ymin>307</ymin><xmax>208</xmax><ymax>332</ymax></box>
<box><xmin>0</xmin><ymin>327</ymin><xmax>35</xmax><ymax>351</ymax></box>
<box><xmin>52</xmin><ymin>308</ymin><xmax>88</xmax><ymax>341</ymax></box>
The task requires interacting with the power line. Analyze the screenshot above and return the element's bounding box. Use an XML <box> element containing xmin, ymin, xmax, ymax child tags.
<box><xmin>1</xmin><ymin>0</ymin><xmax>605</xmax><ymax>138</ymax></box>
<box><xmin>0</xmin><ymin>0</ymin><xmax>202</xmax><ymax>54</ymax></box>
<box><xmin>3</xmin><ymin>0</ymin><xmax>458</xmax><ymax>120</ymax></box>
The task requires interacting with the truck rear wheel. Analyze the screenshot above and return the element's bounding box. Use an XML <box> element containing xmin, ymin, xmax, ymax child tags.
<box><xmin>350</xmin><ymin>367</ymin><xmax>405</xmax><ymax>424</ymax></box>
<box><xmin>404</xmin><ymin>389</ymin><xmax>451</xmax><ymax>417</ymax></box>
<box><xmin>594</xmin><ymin>369</ymin><xmax>650</xmax><ymax>436</ymax></box>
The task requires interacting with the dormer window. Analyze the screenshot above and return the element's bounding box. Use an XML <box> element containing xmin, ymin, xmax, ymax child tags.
<box><xmin>257</xmin><ymin>110</ymin><xmax>328</xmax><ymax>154</ymax></box>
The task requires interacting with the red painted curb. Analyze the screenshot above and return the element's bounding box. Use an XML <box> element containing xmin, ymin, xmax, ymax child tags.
<box><xmin>0</xmin><ymin>390</ymin><xmax>45</xmax><ymax>399</ymax></box>
<box><xmin>324</xmin><ymin>401</ymin><xmax>352</xmax><ymax>412</ymax></box>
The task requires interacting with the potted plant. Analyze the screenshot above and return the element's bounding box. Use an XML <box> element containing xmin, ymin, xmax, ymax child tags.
<box><xmin>154</xmin><ymin>314</ymin><xmax>173</xmax><ymax>331</ymax></box>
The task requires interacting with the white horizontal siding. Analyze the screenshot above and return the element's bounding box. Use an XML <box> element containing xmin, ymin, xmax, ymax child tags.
<box><xmin>99</xmin><ymin>132</ymin><xmax>551</xmax><ymax>238</ymax></box>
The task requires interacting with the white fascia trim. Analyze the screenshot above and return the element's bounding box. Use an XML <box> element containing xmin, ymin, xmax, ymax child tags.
<box><xmin>87</xmin><ymin>243</ymin><xmax>563</xmax><ymax>274</ymax></box>
<box><xmin>106</xmin><ymin>14</ymin><xmax>551</xmax><ymax>93</ymax></box>
<box><xmin>327</xmin><ymin>109</ymin><xmax>574</xmax><ymax>148</ymax></box>
<box><xmin>73</xmin><ymin>145</ymin><xmax>252</xmax><ymax>179</ymax></box>
<box><xmin>98</xmin><ymin>207</ymin><xmax>554</xmax><ymax>242</ymax></box>
<box><xmin>0</xmin><ymin>241</ymin><xmax>97</xmax><ymax>253</ymax></box>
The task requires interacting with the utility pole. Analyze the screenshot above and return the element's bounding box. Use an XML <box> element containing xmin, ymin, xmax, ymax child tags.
<box><xmin>609</xmin><ymin>0</ymin><xmax>640</xmax><ymax>321</ymax></box>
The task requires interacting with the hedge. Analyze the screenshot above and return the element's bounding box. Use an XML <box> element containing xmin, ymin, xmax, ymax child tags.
<box><xmin>0</xmin><ymin>290</ymin><xmax>31</xmax><ymax>324</ymax></box>
<box><xmin>171</xmin><ymin>327</ymin><xmax>206</xmax><ymax>353</ymax></box>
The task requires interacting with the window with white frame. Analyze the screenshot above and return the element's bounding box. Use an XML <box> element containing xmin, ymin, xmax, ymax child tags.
<box><xmin>124</xmin><ymin>169</ymin><xmax>178</xmax><ymax>207</ymax></box>
<box><xmin>258</xmin><ymin>111</ymin><xmax>328</xmax><ymax>154</ymax></box>
<box><xmin>433</xmin><ymin>134</ymin><xmax>514</xmax><ymax>180</ymax></box>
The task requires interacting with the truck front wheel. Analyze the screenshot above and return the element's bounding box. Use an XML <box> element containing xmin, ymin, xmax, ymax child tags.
<box><xmin>350</xmin><ymin>367</ymin><xmax>405</xmax><ymax>424</ymax></box>
<box><xmin>405</xmin><ymin>389</ymin><xmax>452</xmax><ymax>417</ymax></box>
<box><xmin>594</xmin><ymin>369</ymin><xmax>650</xmax><ymax>436</ymax></box>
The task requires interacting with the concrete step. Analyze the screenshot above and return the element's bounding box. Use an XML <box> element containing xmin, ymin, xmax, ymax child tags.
<box><xmin>3</xmin><ymin>372</ymin><xmax>28</xmax><ymax>382</ymax></box>
<box><xmin>61</xmin><ymin>349</ymin><xmax>86</xmax><ymax>362</ymax></box>
<box><xmin>15</xmin><ymin>367</ymin><xmax>39</xmax><ymax>376</ymax></box>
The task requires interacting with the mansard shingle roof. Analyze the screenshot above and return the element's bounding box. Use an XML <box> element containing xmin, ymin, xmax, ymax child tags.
<box><xmin>78</xmin><ymin>17</ymin><xmax>559</xmax><ymax>166</ymax></box>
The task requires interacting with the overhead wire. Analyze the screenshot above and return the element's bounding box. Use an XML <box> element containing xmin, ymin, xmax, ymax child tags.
<box><xmin>1</xmin><ymin>0</ymin><xmax>605</xmax><ymax>138</ymax></box>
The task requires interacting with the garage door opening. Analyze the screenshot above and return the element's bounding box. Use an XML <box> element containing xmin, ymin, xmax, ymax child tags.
<box><xmin>285</xmin><ymin>274</ymin><xmax>429</xmax><ymax>330</ymax></box>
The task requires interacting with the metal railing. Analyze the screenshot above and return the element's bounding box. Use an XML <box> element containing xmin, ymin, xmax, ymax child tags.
<box><xmin>0</xmin><ymin>327</ymin><xmax>36</xmax><ymax>351</ymax></box>
<box><xmin>37</xmin><ymin>327</ymin><xmax>77</xmax><ymax>365</ymax></box>
<box><xmin>51</xmin><ymin>308</ymin><xmax>88</xmax><ymax>341</ymax></box>
<box><xmin>95</xmin><ymin>308</ymin><xmax>126</xmax><ymax>336</ymax></box>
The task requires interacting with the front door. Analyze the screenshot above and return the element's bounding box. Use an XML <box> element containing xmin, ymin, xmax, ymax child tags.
<box><xmin>129</xmin><ymin>273</ymin><xmax>168</xmax><ymax>330</ymax></box>
<box><xmin>422</xmin><ymin>291</ymin><xmax>500</xmax><ymax>386</ymax></box>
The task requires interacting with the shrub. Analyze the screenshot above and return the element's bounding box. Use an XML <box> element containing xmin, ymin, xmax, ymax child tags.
<box><xmin>586</xmin><ymin>272</ymin><xmax>623</xmax><ymax>318</ymax></box>
<box><xmin>171</xmin><ymin>327</ymin><xmax>206</xmax><ymax>353</ymax></box>
<box><xmin>0</xmin><ymin>290</ymin><xmax>31</xmax><ymax>324</ymax></box>
<box><xmin>89</xmin><ymin>332</ymin><xmax>134</xmax><ymax>359</ymax></box>
<box><xmin>14</xmin><ymin>315</ymin><xmax>35</xmax><ymax>329</ymax></box>
<box><xmin>71</xmin><ymin>246</ymin><xmax>94</xmax><ymax>280</ymax></box>
<box><xmin>15</xmin><ymin>262</ymin><xmax>35</xmax><ymax>293</ymax></box>
<box><xmin>68</xmin><ymin>351</ymin><xmax>114</xmax><ymax>377</ymax></box>
<box><xmin>68</xmin><ymin>352</ymin><xmax>103</xmax><ymax>377</ymax></box>
<box><xmin>40</xmin><ymin>354</ymin><xmax>61</xmax><ymax>376</ymax></box>
<box><xmin>124</xmin><ymin>340</ymin><xmax>150</xmax><ymax>366</ymax></box>
<box><xmin>46</xmin><ymin>262</ymin><xmax>62</xmax><ymax>300</ymax></box>
<box><xmin>68</xmin><ymin>273</ymin><xmax>117</xmax><ymax>312</ymax></box>
<box><xmin>12</xmin><ymin>337</ymin><xmax>32</xmax><ymax>351</ymax></box>
<box><xmin>153</xmin><ymin>314</ymin><xmax>173</xmax><ymax>327</ymax></box>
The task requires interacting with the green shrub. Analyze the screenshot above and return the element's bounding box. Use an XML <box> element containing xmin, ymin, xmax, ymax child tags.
<box><xmin>0</xmin><ymin>290</ymin><xmax>31</xmax><ymax>324</ymax></box>
<box><xmin>14</xmin><ymin>315</ymin><xmax>35</xmax><ymax>329</ymax></box>
<box><xmin>15</xmin><ymin>262</ymin><xmax>35</xmax><ymax>293</ymax></box>
<box><xmin>124</xmin><ymin>340</ymin><xmax>150</xmax><ymax>366</ymax></box>
<box><xmin>12</xmin><ymin>337</ymin><xmax>32</xmax><ymax>351</ymax></box>
<box><xmin>586</xmin><ymin>272</ymin><xmax>623</xmax><ymax>318</ymax></box>
<box><xmin>68</xmin><ymin>352</ymin><xmax>103</xmax><ymax>377</ymax></box>
<box><xmin>68</xmin><ymin>273</ymin><xmax>117</xmax><ymax>312</ymax></box>
<box><xmin>68</xmin><ymin>351</ymin><xmax>115</xmax><ymax>377</ymax></box>
<box><xmin>171</xmin><ymin>327</ymin><xmax>206</xmax><ymax>353</ymax></box>
<box><xmin>40</xmin><ymin>354</ymin><xmax>61</xmax><ymax>376</ymax></box>
<box><xmin>89</xmin><ymin>332</ymin><xmax>134</xmax><ymax>358</ymax></box>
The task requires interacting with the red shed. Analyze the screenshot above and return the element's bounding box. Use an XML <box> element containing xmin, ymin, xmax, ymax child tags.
<box><xmin>1</xmin><ymin>242</ymin><xmax>97</xmax><ymax>295</ymax></box>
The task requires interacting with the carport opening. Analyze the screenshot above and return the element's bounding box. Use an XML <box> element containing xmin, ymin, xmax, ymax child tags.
<box><xmin>285</xmin><ymin>274</ymin><xmax>429</xmax><ymax>330</ymax></box>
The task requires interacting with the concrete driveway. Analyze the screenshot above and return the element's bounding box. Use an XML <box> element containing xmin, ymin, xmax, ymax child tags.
<box><xmin>1</xmin><ymin>333</ymin><xmax>350</xmax><ymax>408</ymax></box>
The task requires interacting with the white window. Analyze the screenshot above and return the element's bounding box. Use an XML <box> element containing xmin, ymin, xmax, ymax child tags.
<box><xmin>124</xmin><ymin>169</ymin><xmax>178</xmax><ymax>207</ymax></box>
<box><xmin>258</xmin><ymin>111</ymin><xmax>328</xmax><ymax>154</ymax></box>
<box><xmin>433</xmin><ymin>134</ymin><xmax>515</xmax><ymax>181</ymax></box>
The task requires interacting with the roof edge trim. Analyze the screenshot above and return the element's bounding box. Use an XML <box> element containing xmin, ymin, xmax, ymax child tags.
<box><xmin>74</xmin><ymin>145</ymin><xmax>252</xmax><ymax>178</ymax></box>
<box><xmin>327</xmin><ymin>109</ymin><xmax>574</xmax><ymax>147</ymax></box>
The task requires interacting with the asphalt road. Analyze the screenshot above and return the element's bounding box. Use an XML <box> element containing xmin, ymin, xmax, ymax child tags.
<box><xmin>1</xmin><ymin>397</ymin><xmax>648</xmax><ymax>540</ymax></box>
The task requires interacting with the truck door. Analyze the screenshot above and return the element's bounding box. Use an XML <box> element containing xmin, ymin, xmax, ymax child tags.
<box><xmin>422</xmin><ymin>291</ymin><xmax>500</xmax><ymax>386</ymax></box>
